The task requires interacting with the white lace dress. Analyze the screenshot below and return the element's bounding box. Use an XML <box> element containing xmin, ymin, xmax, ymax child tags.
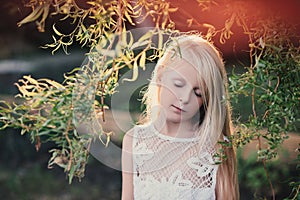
<box><xmin>132</xmin><ymin>123</ymin><xmax>218</xmax><ymax>200</ymax></box>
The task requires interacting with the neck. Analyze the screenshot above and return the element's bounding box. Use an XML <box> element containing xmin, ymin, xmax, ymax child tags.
<box><xmin>154</xmin><ymin>115</ymin><xmax>196</xmax><ymax>138</ymax></box>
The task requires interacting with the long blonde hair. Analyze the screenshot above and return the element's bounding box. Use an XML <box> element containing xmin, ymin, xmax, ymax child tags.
<box><xmin>141</xmin><ymin>34</ymin><xmax>239</xmax><ymax>199</ymax></box>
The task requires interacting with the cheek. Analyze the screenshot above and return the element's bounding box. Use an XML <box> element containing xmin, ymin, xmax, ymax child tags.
<box><xmin>191</xmin><ymin>99</ymin><xmax>204</xmax><ymax>119</ymax></box>
<box><xmin>190</xmin><ymin>97</ymin><xmax>204</xmax><ymax>112</ymax></box>
<box><xmin>159</xmin><ymin>87</ymin><xmax>178</xmax><ymax>107</ymax></box>
<box><xmin>197</xmin><ymin>98</ymin><xmax>204</xmax><ymax>107</ymax></box>
<box><xmin>159</xmin><ymin>86</ymin><xmax>176</xmax><ymax>104</ymax></box>
<box><xmin>191</xmin><ymin>95</ymin><xmax>203</xmax><ymax>105</ymax></box>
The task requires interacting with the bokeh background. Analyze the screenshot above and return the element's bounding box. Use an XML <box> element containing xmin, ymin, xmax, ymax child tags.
<box><xmin>0</xmin><ymin>1</ymin><xmax>299</xmax><ymax>199</ymax></box>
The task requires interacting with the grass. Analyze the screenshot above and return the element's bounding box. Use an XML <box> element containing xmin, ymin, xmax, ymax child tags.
<box><xmin>0</xmin><ymin>157</ymin><xmax>121</xmax><ymax>200</ymax></box>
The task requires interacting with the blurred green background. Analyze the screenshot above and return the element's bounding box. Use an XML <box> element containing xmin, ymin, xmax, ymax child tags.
<box><xmin>0</xmin><ymin>2</ymin><xmax>298</xmax><ymax>200</ymax></box>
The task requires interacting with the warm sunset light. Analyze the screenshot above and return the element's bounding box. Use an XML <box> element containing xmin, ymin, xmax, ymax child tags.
<box><xmin>0</xmin><ymin>1</ymin><xmax>299</xmax><ymax>199</ymax></box>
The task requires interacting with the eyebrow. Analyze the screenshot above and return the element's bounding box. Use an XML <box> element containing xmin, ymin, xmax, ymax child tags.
<box><xmin>170</xmin><ymin>73</ymin><xmax>186</xmax><ymax>82</ymax></box>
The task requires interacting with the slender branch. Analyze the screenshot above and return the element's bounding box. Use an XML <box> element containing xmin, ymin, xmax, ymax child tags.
<box><xmin>262</xmin><ymin>160</ymin><xmax>276</xmax><ymax>200</ymax></box>
<box><xmin>64</xmin><ymin>119</ymin><xmax>73</xmax><ymax>171</ymax></box>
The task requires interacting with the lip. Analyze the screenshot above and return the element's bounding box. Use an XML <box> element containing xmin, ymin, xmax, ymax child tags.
<box><xmin>171</xmin><ymin>105</ymin><xmax>185</xmax><ymax>113</ymax></box>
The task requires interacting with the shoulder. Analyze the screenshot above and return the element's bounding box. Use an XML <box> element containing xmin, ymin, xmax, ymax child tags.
<box><xmin>122</xmin><ymin>127</ymin><xmax>135</xmax><ymax>151</ymax></box>
<box><xmin>122</xmin><ymin>123</ymin><xmax>153</xmax><ymax>148</ymax></box>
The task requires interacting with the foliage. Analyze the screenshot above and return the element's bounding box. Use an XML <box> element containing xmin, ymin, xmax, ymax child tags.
<box><xmin>2</xmin><ymin>0</ymin><xmax>180</xmax><ymax>183</ymax></box>
<box><xmin>237</xmin><ymin>149</ymin><xmax>290</xmax><ymax>199</ymax></box>
<box><xmin>0</xmin><ymin>74</ymin><xmax>91</xmax><ymax>183</ymax></box>
<box><xmin>229</xmin><ymin>16</ymin><xmax>300</xmax><ymax>199</ymax></box>
<box><xmin>0</xmin><ymin>0</ymin><xmax>299</xmax><ymax>198</ymax></box>
<box><xmin>230</xmin><ymin>21</ymin><xmax>299</xmax><ymax>159</ymax></box>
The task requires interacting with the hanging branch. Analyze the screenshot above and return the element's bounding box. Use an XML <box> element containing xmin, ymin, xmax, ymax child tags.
<box><xmin>0</xmin><ymin>2</ymin><xmax>299</xmax><ymax>197</ymax></box>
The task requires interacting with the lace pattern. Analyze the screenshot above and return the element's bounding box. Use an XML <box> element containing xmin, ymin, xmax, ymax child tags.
<box><xmin>132</xmin><ymin>123</ymin><xmax>218</xmax><ymax>200</ymax></box>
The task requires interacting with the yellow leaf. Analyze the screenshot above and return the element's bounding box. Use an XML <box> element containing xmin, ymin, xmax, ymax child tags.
<box><xmin>139</xmin><ymin>51</ymin><xmax>146</xmax><ymax>69</ymax></box>
<box><xmin>168</xmin><ymin>7</ymin><xmax>179</xmax><ymax>12</ymax></box>
<box><xmin>121</xmin><ymin>54</ymin><xmax>131</xmax><ymax>64</ymax></box>
<box><xmin>259</xmin><ymin>37</ymin><xmax>265</xmax><ymax>48</ymax></box>
<box><xmin>125</xmin><ymin>11</ymin><xmax>135</xmax><ymax>25</ymax></box>
<box><xmin>161</xmin><ymin>12</ymin><xmax>168</xmax><ymax>29</ymax></box>
<box><xmin>101</xmin><ymin>68</ymin><xmax>114</xmax><ymax>81</ymax></box>
<box><xmin>40</xmin><ymin>79</ymin><xmax>64</xmax><ymax>90</ymax></box>
<box><xmin>203</xmin><ymin>23</ymin><xmax>215</xmax><ymax>29</ymax></box>
<box><xmin>14</xmin><ymin>83</ymin><xmax>35</xmax><ymax>97</ymax></box>
<box><xmin>40</xmin><ymin>4</ymin><xmax>50</xmax><ymax>25</ymax></box>
<box><xmin>17</xmin><ymin>5</ymin><xmax>44</xmax><ymax>27</ymax></box>
<box><xmin>131</xmin><ymin>40</ymin><xmax>148</xmax><ymax>50</ymax></box>
<box><xmin>128</xmin><ymin>31</ymin><xmax>134</xmax><ymax>47</ymax></box>
<box><xmin>87</xmin><ymin>1</ymin><xmax>96</xmax><ymax>6</ymax></box>
<box><xmin>122</xmin><ymin>60</ymin><xmax>138</xmax><ymax>82</ymax></box>
<box><xmin>126</xmin><ymin>2</ymin><xmax>134</xmax><ymax>12</ymax></box>
<box><xmin>121</xmin><ymin>27</ymin><xmax>127</xmax><ymax>46</ymax></box>
<box><xmin>24</xmin><ymin>75</ymin><xmax>39</xmax><ymax>85</ymax></box>
<box><xmin>138</xmin><ymin>31</ymin><xmax>153</xmax><ymax>43</ymax></box>
<box><xmin>187</xmin><ymin>18</ymin><xmax>193</xmax><ymax>27</ymax></box>
<box><xmin>53</xmin><ymin>24</ymin><xmax>63</xmax><ymax>36</ymax></box>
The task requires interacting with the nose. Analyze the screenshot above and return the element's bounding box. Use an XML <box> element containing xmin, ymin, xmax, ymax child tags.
<box><xmin>180</xmin><ymin>88</ymin><xmax>192</xmax><ymax>104</ymax></box>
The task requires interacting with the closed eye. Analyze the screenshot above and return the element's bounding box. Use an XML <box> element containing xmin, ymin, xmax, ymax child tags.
<box><xmin>194</xmin><ymin>88</ymin><xmax>202</xmax><ymax>97</ymax></box>
<box><xmin>174</xmin><ymin>79</ymin><xmax>184</xmax><ymax>87</ymax></box>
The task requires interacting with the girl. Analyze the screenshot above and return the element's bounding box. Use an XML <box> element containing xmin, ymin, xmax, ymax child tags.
<box><xmin>122</xmin><ymin>34</ymin><xmax>239</xmax><ymax>200</ymax></box>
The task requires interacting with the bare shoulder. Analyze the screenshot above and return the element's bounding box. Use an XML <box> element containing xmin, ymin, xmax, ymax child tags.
<box><xmin>122</xmin><ymin>127</ymin><xmax>135</xmax><ymax>151</ymax></box>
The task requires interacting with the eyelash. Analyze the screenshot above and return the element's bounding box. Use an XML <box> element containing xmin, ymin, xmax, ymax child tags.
<box><xmin>174</xmin><ymin>81</ymin><xmax>183</xmax><ymax>87</ymax></box>
<box><xmin>174</xmin><ymin>81</ymin><xmax>202</xmax><ymax>97</ymax></box>
<box><xmin>194</xmin><ymin>90</ymin><xmax>202</xmax><ymax>97</ymax></box>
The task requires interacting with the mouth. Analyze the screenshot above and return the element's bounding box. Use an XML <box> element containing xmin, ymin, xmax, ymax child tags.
<box><xmin>171</xmin><ymin>105</ymin><xmax>185</xmax><ymax>112</ymax></box>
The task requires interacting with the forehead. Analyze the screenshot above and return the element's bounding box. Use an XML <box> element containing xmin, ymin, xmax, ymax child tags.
<box><xmin>163</xmin><ymin>58</ymin><xmax>202</xmax><ymax>85</ymax></box>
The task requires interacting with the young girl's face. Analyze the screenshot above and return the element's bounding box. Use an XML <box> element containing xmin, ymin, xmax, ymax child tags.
<box><xmin>158</xmin><ymin>58</ymin><xmax>204</xmax><ymax>124</ymax></box>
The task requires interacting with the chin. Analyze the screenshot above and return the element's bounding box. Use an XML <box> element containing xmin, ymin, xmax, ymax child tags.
<box><xmin>166</xmin><ymin>117</ymin><xmax>182</xmax><ymax>124</ymax></box>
